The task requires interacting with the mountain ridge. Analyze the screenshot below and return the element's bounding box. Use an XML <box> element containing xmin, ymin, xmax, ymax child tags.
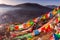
<box><xmin>46</xmin><ymin>5</ymin><xmax>58</xmax><ymax>9</ymax></box>
<box><xmin>0</xmin><ymin>3</ymin><xmax>53</xmax><ymax>24</ymax></box>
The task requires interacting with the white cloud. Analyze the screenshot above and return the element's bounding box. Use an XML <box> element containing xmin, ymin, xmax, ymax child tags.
<box><xmin>0</xmin><ymin>0</ymin><xmax>20</xmax><ymax>5</ymax></box>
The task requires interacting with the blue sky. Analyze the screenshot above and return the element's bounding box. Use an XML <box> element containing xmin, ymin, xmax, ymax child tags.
<box><xmin>0</xmin><ymin>0</ymin><xmax>59</xmax><ymax>6</ymax></box>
